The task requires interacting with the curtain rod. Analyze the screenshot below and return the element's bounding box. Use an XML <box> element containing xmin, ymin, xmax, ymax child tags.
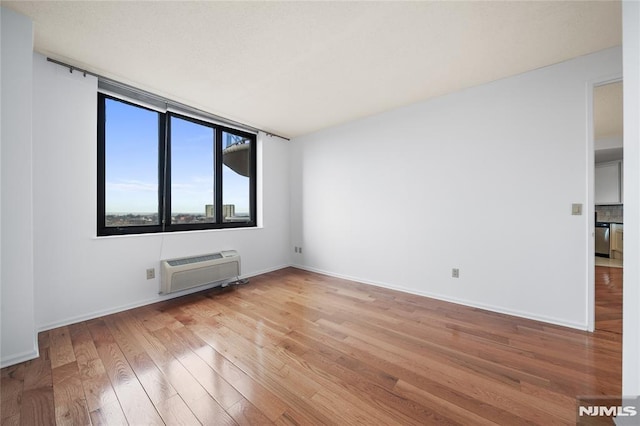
<box><xmin>46</xmin><ymin>57</ymin><xmax>290</xmax><ymax>141</ymax></box>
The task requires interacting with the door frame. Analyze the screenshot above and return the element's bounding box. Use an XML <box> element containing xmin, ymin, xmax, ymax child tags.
<box><xmin>587</xmin><ymin>74</ymin><xmax>623</xmax><ymax>332</ymax></box>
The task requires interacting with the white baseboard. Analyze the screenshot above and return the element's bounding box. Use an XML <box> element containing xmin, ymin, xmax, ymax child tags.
<box><xmin>12</xmin><ymin>262</ymin><xmax>585</xmax><ymax>367</ymax></box>
<box><xmin>292</xmin><ymin>264</ymin><xmax>588</xmax><ymax>331</ymax></box>
<box><xmin>37</xmin><ymin>263</ymin><xmax>293</xmax><ymax>333</ymax></box>
<box><xmin>1</xmin><ymin>347</ymin><xmax>39</xmax><ymax>369</ymax></box>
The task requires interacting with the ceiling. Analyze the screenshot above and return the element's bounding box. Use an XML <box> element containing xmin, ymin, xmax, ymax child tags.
<box><xmin>594</xmin><ymin>81</ymin><xmax>623</xmax><ymax>163</ymax></box>
<box><xmin>4</xmin><ymin>1</ymin><xmax>622</xmax><ymax>138</ymax></box>
<box><xmin>594</xmin><ymin>81</ymin><xmax>623</xmax><ymax>141</ymax></box>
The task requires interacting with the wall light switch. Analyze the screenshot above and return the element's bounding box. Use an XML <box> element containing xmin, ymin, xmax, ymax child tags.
<box><xmin>571</xmin><ymin>203</ymin><xmax>583</xmax><ymax>216</ymax></box>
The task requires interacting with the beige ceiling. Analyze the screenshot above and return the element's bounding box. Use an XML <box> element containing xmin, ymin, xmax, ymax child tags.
<box><xmin>4</xmin><ymin>1</ymin><xmax>622</xmax><ymax>138</ymax></box>
<box><xmin>594</xmin><ymin>81</ymin><xmax>623</xmax><ymax>140</ymax></box>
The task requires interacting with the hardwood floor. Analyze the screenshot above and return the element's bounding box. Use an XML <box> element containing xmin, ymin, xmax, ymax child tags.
<box><xmin>1</xmin><ymin>267</ymin><xmax>622</xmax><ymax>425</ymax></box>
<box><xmin>595</xmin><ymin>265</ymin><xmax>623</xmax><ymax>334</ymax></box>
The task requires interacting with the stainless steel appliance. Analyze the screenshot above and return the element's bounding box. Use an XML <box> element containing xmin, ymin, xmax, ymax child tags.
<box><xmin>595</xmin><ymin>222</ymin><xmax>610</xmax><ymax>258</ymax></box>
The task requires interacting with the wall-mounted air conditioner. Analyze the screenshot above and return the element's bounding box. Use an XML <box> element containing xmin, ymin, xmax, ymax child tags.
<box><xmin>160</xmin><ymin>250</ymin><xmax>240</xmax><ymax>294</ymax></box>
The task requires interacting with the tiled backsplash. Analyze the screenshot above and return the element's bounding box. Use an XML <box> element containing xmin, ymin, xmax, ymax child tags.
<box><xmin>595</xmin><ymin>204</ymin><xmax>623</xmax><ymax>223</ymax></box>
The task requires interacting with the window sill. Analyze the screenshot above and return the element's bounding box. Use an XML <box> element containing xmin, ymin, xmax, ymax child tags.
<box><xmin>93</xmin><ymin>225</ymin><xmax>264</xmax><ymax>240</ymax></box>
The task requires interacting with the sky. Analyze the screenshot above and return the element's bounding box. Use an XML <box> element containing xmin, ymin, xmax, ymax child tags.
<box><xmin>105</xmin><ymin>98</ymin><xmax>250</xmax><ymax>215</ymax></box>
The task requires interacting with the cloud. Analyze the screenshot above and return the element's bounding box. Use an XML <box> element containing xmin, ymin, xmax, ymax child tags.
<box><xmin>107</xmin><ymin>180</ymin><xmax>157</xmax><ymax>192</ymax></box>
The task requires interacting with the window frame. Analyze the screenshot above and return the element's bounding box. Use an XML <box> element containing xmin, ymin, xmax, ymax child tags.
<box><xmin>97</xmin><ymin>93</ymin><xmax>257</xmax><ymax>236</ymax></box>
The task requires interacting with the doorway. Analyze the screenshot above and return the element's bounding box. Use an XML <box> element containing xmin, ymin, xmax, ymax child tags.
<box><xmin>592</xmin><ymin>79</ymin><xmax>623</xmax><ymax>334</ymax></box>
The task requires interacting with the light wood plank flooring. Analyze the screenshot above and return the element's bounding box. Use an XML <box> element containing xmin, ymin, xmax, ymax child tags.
<box><xmin>1</xmin><ymin>266</ymin><xmax>622</xmax><ymax>425</ymax></box>
<box><xmin>595</xmin><ymin>265</ymin><xmax>623</xmax><ymax>335</ymax></box>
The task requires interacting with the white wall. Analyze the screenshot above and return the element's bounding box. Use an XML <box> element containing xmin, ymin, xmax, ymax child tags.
<box><xmin>622</xmin><ymin>0</ymin><xmax>640</xmax><ymax>398</ymax></box>
<box><xmin>0</xmin><ymin>7</ymin><xmax>38</xmax><ymax>367</ymax></box>
<box><xmin>32</xmin><ymin>54</ymin><xmax>291</xmax><ymax>330</ymax></box>
<box><xmin>595</xmin><ymin>135</ymin><xmax>623</xmax><ymax>150</ymax></box>
<box><xmin>291</xmin><ymin>47</ymin><xmax>622</xmax><ymax>330</ymax></box>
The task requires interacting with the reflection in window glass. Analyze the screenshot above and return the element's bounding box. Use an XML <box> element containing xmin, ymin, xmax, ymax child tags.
<box><xmin>222</xmin><ymin>131</ymin><xmax>251</xmax><ymax>223</ymax></box>
<box><xmin>170</xmin><ymin>116</ymin><xmax>215</xmax><ymax>224</ymax></box>
<box><xmin>104</xmin><ymin>98</ymin><xmax>159</xmax><ymax>227</ymax></box>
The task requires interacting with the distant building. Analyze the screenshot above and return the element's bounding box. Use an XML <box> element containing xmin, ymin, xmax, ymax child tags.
<box><xmin>202</xmin><ymin>204</ymin><xmax>238</xmax><ymax>221</ymax></box>
<box><xmin>223</xmin><ymin>204</ymin><xmax>235</xmax><ymax>220</ymax></box>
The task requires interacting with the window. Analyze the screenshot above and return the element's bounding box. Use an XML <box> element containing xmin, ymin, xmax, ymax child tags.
<box><xmin>98</xmin><ymin>94</ymin><xmax>256</xmax><ymax>236</ymax></box>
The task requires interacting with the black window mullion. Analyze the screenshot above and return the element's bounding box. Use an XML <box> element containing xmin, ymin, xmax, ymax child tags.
<box><xmin>159</xmin><ymin>113</ymin><xmax>168</xmax><ymax>230</ymax></box>
<box><xmin>97</xmin><ymin>95</ymin><xmax>107</xmax><ymax>231</ymax></box>
<box><xmin>249</xmin><ymin>134</ymin><xmax>257</xmax><ymax>225</ymax></box>
<box><xmin>215</xmin><ymin>127</ymin><xmax>223</xmax><ymax>224</ymax></box>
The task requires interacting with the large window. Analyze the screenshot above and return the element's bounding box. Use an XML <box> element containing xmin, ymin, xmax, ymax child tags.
<box><xmin>98</xmin><ymin>93</ymin><xmax>256</xmax><ymax>236</ymax></box>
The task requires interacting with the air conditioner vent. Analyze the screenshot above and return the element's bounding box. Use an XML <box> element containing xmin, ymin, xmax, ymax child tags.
<box><xmin>166</xmin><ymin>253</ymin><xmax>223</xmax><ymax>267</ymax></box>
<box><xmin>161</xmin><ymin>250</ymin><xmax>240</xmax><ymax>294</ymax></box>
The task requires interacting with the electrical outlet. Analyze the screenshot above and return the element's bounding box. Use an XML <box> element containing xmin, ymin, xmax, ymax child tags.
<box><xmin>452</xmin><ymin>268</ymin><xmax>459</xmax><ymax>278</ymax></box>
<box><xmin>299</xmin><ymin>247</ymin><xmax>303</xmax><ymax>254</ymax></box>
<box><xmin>146</xmin><ymin>268</ymin><xmax>155</xmax><ymax>280</ymax></box>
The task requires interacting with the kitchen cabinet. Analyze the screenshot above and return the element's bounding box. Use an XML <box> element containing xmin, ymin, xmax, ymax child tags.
<box><xmin>595</xmin><ymin>160</ymin><xmax>622</xmax><ymax>205</ymax></box>
<box><xmin>611</xmin><ymin>224</ymin><xmax>623</xmax><ymax>260</ymax></box>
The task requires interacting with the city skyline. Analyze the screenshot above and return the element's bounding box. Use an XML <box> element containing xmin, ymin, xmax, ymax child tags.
<box><xmin>105</xmin><ymin>203</ymin><xmax>249</xmax><ymax>227</ymax></box>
